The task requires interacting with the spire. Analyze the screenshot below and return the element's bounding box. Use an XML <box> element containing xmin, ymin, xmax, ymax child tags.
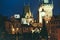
<box><xmin>24</xmin><ymin>5</ymin><xmax>33</xmax><ymax>18</ymax></box>
<box><xmin>52</xmin><ymin>0</ymin><xmax>53</xmax><ymax>5</ymax></box>
<box><xmin>23</xmin><ymin>0</ymin><xmax>33</xmax><ymax>18</ymax></box>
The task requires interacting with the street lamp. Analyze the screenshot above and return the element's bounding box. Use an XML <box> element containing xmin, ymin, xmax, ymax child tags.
<box><xmin>12</xmin><ymin>25</ymin><xmax>15</xmax><ymax>34</ymax></box>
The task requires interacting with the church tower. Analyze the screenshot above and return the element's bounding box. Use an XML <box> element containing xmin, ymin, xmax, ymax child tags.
<box><xmin>24</xmin><ymin>5</ymin><xmax>33</xmax><ymax>18</ymax></box>
<box><xmin>38</xmin><ymin>0</ymin><xmax>53</xmax><ymax>23</ymax></box>
<box><xmin>21</xmin><ymin>5</ymin><xmax>34</xmax><ymax>25</ymax></box>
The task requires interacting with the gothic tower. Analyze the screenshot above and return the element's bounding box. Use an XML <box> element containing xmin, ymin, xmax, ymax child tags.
<box><xmin>38</xmin><ymin>0</ymin><xmax>53</xmax><ymax>23</ymax></box>
<box><xmin>21</xmin><ymin>5</ymin><xmax>34</xmax><ymax>25</ymax></box>
<box><xmin>24</xmin><ymin>5</ymin><xmax>33</xmax><ymax>18</ymax></box>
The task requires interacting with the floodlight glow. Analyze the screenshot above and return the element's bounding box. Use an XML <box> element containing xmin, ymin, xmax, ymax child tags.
<box><xmin>14</xmin><ymin>14</ymin><xmax>20</xmax><ymax>18</ymax></box>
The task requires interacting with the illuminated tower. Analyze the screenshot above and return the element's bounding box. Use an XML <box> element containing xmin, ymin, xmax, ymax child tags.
<box><xmin>38</xmin><ymin>0</ymin><xmax>53</xmax><ymax>23</ymax></box>
<box><xmin>24</xmin><ymin>5</ymin><xmax>33</xmax><ymax>18</ymax></box>
<box><xmin>21</xmin><ymin>5</ymin><xmax>34</xmax><ymax>25</ymax></box>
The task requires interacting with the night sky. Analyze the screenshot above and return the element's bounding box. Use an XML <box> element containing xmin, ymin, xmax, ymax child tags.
<box><xmin>0</xmin><ymin>0</ymin><xmax>60</xmax><ymax>18</ymax></box>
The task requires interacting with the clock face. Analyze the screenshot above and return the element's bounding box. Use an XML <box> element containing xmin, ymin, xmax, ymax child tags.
<box><xmin>14</xmin><ymin>14</ymin><xmax>20</xmax><ymax>18</ymax></box>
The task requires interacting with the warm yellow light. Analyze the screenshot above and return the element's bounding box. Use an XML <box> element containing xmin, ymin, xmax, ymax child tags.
<box><xmin>16</xmin><ymin>28</ymin><xmax>19</xmax><ymax>31</ymax></box>
<box><xmin>12</xmin><ymin>28</ymin><xmax>15</xmax><ymax>31</ymax></box>
<box><xmin>44</xmin><ymin>17</ymin><xmax>51</xmax><ymax>21</ymax></box>
<box><xmin>46</xmin><ymin>21</ymin><xmax>48</xmax><ymax>23</ymax></box>
<box><xmin>32</xmin><ymin>30</ymin><xmax>35</xmax><ymax>33</ymax></box>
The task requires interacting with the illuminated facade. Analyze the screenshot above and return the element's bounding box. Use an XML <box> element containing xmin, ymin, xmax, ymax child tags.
<box><xmin>38</xmin><ymin>0</ymin><xmax>53</xmax><ymax>23</ymax></box>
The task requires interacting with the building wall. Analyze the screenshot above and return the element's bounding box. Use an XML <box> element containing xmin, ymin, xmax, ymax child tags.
<box><xmin>46</xmin><ymin>17</ymin><xmax>60</xmax><ymax>40</ymax></box>
<box><xmin>57</xmin><ymin>28</ymin><xmax>60</xmax><ymax>40</ymax></box>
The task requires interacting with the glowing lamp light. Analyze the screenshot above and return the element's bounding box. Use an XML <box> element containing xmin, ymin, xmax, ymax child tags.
<box><xmin>44</xmin><ymin>17</ymin><xmax>51</xmax><ymax>21</ymax></box>
<box><xmin>12</xmin><ymin>28</ymin><xmax>15</xmax><ymax>31</ymax></box>
<box><xmin>44</xmin><ymin>16</ymin><xmax>51</xmax><ymax>23</ymax></box>
<box><xmin>16</xmin><ymin>28</ymin><xmax>19</xmax><ymax>31</ymax></box>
